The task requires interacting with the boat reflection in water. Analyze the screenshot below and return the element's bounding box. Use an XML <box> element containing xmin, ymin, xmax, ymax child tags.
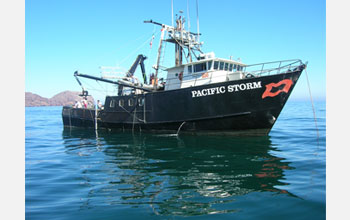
<box><xmin>62</xmin><ymin>129</ymin><xmax>296</xmax><ymax>216</ymax></box>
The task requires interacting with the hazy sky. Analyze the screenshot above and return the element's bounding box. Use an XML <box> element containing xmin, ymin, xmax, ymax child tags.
<box><xmin>25</xmin><ymin>0</ymin><xmax>326</xmax><ymax>101</ymax></box>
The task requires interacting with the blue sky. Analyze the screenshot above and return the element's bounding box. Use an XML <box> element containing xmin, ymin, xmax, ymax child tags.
<box><xmin>25</xmin><ymin>0</ymin><xmax>326</xmax><ymax>101</ymax></box>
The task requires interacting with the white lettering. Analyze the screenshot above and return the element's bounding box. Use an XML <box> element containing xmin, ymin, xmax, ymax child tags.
<box><xmin>191</xmin><ymin>81</ymin><xmax>261</xmax><ymax>98</ymax></box>
<box><xmin>192</xmin><ymin>90</ymin><xmax>197</xmax><ymax>98</ymax></box>
<box><xmin>239</xmin><ymin>84</ymin><xmax>246</xmax><ymax>90</ymax></box>
<box><xmin>232</xmin><ymin>85</ymin><xmax>239</xmax><ymax>92</ymax></box>
<box><xmin>228</xmin><ymin>85</ymin><xmax>234</xmax><ymax>92</ymax></box>
<box><xmin>246</xmin><ymin>83</ymin><xmax>252</xmax><ymax>90</ymax></box>
<box><xmin>219</xmin><ymin>86</ymin><xmax>226</xmax><ymax>93</ymax></box>
<box><xmin>253</xmin><ymin>81</ymin><xmax>262</xmax><ymax>89</ymax></box>
<box><xmin>210</xmin><ymin>88</ymin><xmax>216</xmax><ymax>95</ymax></box>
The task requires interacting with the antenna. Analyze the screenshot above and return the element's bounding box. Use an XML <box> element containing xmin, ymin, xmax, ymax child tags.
<box><xmin>196</xmin><ymin>0</ymin><xmax>200</xmax><ymax>40</ymax></box>
<box><xmin>187</xmin><ymin>0</ymin><xmax>191</xmax><ymax>30</ymax></box>
<box><xmin>171</xmin><ymin>0</ymin><xmax>174</xmax><ymax>26</ymax></box>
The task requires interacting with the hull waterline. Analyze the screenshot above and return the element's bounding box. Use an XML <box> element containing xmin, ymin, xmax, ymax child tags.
<box><xmin>62</xmin><ymin>70</ymin><xmax>302</xmax><ymax>135</ymax></box>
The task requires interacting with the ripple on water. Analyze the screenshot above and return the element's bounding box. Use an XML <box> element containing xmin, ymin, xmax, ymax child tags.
<box><xmin>26</xmin><ymin>103</ymin><xmax>326</xmax><ymax>219</ymax></box>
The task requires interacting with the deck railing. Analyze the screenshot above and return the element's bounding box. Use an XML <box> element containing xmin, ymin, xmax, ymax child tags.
<box><xmin>242</xmin><ymin>59</ymin><xmax>304</xmax><ymax>77</ymax></box>
<box><xmin>160</xmin><ymin>59</ymin><xmax>305</xmax><ymax>90</ymax></box>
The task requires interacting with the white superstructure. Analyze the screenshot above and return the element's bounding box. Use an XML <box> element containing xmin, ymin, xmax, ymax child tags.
<box><xmin>165</xmin><ymin>53</ymin><xmax>247</xmax><ymax>90</ymax></box>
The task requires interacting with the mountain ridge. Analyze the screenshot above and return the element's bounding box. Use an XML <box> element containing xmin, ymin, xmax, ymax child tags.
<box><xmin>25</xmin><ymin>91</ymin><xmax>94</xmax><ymax>107</ymax></box>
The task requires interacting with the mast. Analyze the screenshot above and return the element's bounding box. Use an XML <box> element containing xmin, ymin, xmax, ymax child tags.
<box><xmin>154</xmin><ymin>27</ymin><xmax>166</xmax><ymax>89</ymax></box>
<box><xmin>175</xmin><ymin>15</ymin><xmax>184</xmax><ymax>66</ymax></box>
<box><xmin>144</xmin><ymin>16</ymin><xmax>203</xmax><ymax>89</ymax></box>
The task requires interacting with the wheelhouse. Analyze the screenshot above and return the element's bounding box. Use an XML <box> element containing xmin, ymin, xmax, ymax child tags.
<box><xmin>165</xmin><ymin>53</ymin><xmax>247</xmax><ymax>90</ymax></box>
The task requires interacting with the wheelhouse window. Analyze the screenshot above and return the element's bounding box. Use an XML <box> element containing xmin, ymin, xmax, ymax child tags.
<box><xmin>224</xmin><ymin>63</ymin><xmax>229</xmax><ymax>71</ymax></box>
<box><xmin>219</xmin><ymin>62</ymin><xmax>224</xmax><ymax>70</ymax></box>
<box><xmin>118</xmin><ymin>99</ymin><xmax>124</xmax><ymax>107</ymax></box>
<box><xmin>207</xmin><ymin>61</ymin><xmax>213</xmax><ymax>70</ymax></box>
<box><xmin>110</xmin><ymin>100</ymin><xmax>115</xmax><ymax>108</ymax></box>
<box><xmin>194</xmin><ymin>62</ymin><xmax>207</xmax><ymax>72</ymax></box>
<box><xmin>233</xmin><ymin>64</ymin><xmax>237</xmax><ymax>71</ymax></box>
<box><xmin>187</xmin><ymin>65</ymin><xmax>192</xmax><ymax>73</ymax></box>
<box><xmin>128</xmin><ymin>99</ymin><xmax>134</xmax><ymax>106</ymax></box>
<box><xmin>213</xmin><ymin>61</ymin><xmax>219</xmax><ymax>70</ymax></box>
<box><xmin>229</xmin><ymin>64</ymin><xmax>233</xmax><ymax>71</ymax></box>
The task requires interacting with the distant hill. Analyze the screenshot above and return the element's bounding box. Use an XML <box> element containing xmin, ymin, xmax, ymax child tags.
<box><xmin>25</xmin><ymin>91</ymin><xmax>94</xmax><ymax>107</ymax></box>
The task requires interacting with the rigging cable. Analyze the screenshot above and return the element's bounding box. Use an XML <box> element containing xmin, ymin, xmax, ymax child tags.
<box><xmin>305</xmin><ymin>68</ymin><xmax>320</xmax><ymax>149</ymax></box>
<box><xmin>78</xmin><ymin>77</ymin><xmax>116</xmax><ymax>98</ymax></box>
<box><xmin>113</xmin><ymin>31</ymin><xmax>152</xmax><ymax>63</ymax></box>
<box><xmin>118</xmin><ymin>32</ymin><xmax>160</xmax><ymax>66</ymax></box>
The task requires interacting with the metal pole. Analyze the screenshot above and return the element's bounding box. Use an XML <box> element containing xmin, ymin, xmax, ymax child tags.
<box><xmin>95</xmin><ymin>101</ymin><xmax>98</xmax><ymax>130</ymax></box>
<box><xmin>196</xmin><ymin>0</ymin><xmax>200</xmax><ymax>41</ymax></box>
<box><xmin>171</xmin><ymin>0</ymin><xmax>174</xmax><ymax>27</ymax></box>
<box><xmin>154</xmin><ymin>27</ymin><xmax>165</xmax><ymax>90</ymax></box>
<box><xmin>187</xmin><ymin>0</ymin><xmax>191</xmax><ymax>30</ymax></box>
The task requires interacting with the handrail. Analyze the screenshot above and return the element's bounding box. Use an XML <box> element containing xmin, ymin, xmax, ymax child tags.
<box><xmin>243</xmin><ymin>59</ymin><xmax>302</xmax><ymax>68</ymax></box>
<box><xmin>243</xmin><ymin>59</ymin><xmax>304</xmax><ymax>77</ymax></box>
<box><xmin>162</xmin><ymin>59</ymin><xmax>305</xmax><ymax>87</ymax></box>
<box><xmin>105</xmin><ymin>59</ymin><xmax>305</xmax><ymax>94</ymax></box>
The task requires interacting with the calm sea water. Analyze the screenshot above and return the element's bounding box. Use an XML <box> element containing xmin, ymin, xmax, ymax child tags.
<box><xmin>25</xmin><ymin>100</ymin><xmax>326</xmax><ymax>220</ymax></box>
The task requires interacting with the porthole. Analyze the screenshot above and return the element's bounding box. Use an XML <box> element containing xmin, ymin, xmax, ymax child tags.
<box><xmin>138</xmin><ymin>97</ymin><xmax>144</xmax><ymax>106</ymax></box>
<box><xmin>119</xmin><ymin>99</ymin><xmax>124</xmax><ymax>107</ymax></box>
<box><xmin>110</xmin><ymin>100</ymin><xmax>115</xmax><ymax>108</ymax></box>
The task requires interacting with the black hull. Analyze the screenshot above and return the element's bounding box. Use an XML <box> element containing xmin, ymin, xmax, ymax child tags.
<box><xmin>62</xmin><ymin>70</ymin><xmax>302</xmax><ymax>135</ymax></box>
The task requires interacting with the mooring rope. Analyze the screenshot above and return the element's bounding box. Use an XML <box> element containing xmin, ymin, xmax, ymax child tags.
<box><xmin>120</xmin><ymin>105</ymin><xmax>146</xmax><ymax>123</ymax></box>
<box><xmin>305</xmin><ymin>68</ymin><xmax>320</xmax><ymax>147</ymax></box>
<box><xmin>176</xmin><ymin>121</ymin><xmax>186</xmax><ymax>136</ymax></box>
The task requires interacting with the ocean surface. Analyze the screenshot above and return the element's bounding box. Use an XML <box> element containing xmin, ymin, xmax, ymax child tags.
<box><xmin>25</xmin><ymin>100</ymin><xmax>326</xmax><ymax>220</ymax></box>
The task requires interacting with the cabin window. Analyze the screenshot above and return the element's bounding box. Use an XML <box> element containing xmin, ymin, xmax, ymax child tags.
<box><xmin>213</xmin><ymin>61</ymin><xmax>219</xmax><ymax>70</ymax></box>
<box><xmin>118</xmin><ymin>99</ymin><xmax>124</xmax><ymax>107</ymax></box>
<box><xmin>194</xmin><ymin>62</ymin><xmax>207</xmax><ymax>72</ymax></box>
<box><xmin>110</xmin><ymin>100</ymin><xmax>115</xmax><ymax>108</ymax></box>
<box><xmin>207</xmin><ymin>61</ymin><xmax>212</xmax><ymax>70</ymax></box>
<box><xmin>229</xmin><ymin>64</ymin><xmax>233</xmax><ymax>71</ymax></box>
<box><xmin>224</xmin><ymin>63</ymin><xmax>229</xmax><ymax>71</ymax></box>
<box><xmin>219</xmin><ymin>62</ymin><xmax>224</xmax><ymax>70</ymax></box>
<box><xmin>138</xmin><ymin>97</ymin><xmax>144</xmax><ymax>106</ymax></box>
<box><xmin>187</xmin><ymin>65</ymin><xmax>192</xmax><ymax>73</ymax></box>
<box><xmin>128</xmin><ymin>99</ymin><xmax>134</xmax><ymax>106</ymax></box>
<box><xmin>233</xmin><ymin>64</ymin><xmax>237</xmax><ymax>71</ymax></box>
<box><xmin>237</xmin><ymin>65</ymin><xmax>242</xmax><ymax>71</ymax></box>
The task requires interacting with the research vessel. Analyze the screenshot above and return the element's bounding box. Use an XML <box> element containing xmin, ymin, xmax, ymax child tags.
<box><xmin>62</xmin><ymin>15</ymin><xmax>307</xmax><ymax>135</ymax></box>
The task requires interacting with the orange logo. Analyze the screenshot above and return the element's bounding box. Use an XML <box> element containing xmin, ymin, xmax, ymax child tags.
<box><xmin>262</xmin><ymin>79</ymin><xmax>293</xmax><ymax>99</ymax></box>
<box><xmin>201</xmin><ymin>72</ymin><xmax>209</xmax><ymax>78</ymax></box>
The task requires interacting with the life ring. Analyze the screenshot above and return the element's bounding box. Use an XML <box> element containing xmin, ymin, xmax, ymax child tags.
<box><xmin>178</xmin><ymin>71</ymin><xmax>183</xmax><ymax>81</ymax></box>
